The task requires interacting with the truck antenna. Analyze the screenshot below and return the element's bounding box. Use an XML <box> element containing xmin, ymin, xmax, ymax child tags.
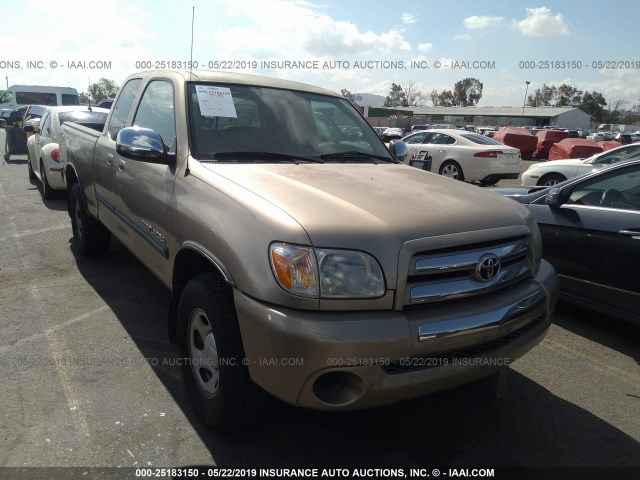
<box><xmin>189</xmin><ymin>6</ymin><xmax>195</xmax><ymax>77</ymax></box>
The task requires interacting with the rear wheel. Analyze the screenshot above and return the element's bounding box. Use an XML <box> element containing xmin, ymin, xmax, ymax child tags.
<box><xmin>439</xmin><ymin>160</ymin><xmax>464</xmax><ymax>181</ymax></box>
<box><xmin>69</xmin><ymin>183</ymin><xmax>111</xmax><ymax>256</ymax></box>
<box><xmin>537</xmin><ymin>173</ymin><xmax>566</xmax><ymax>187</ymax></box>
<box><xmin>177</xmin><ymin>273</ymin><xmax>265</xmax><ymax>432</ymax></box>
<box><xmin>40</xmin><ymin>161</ymin><xmax>55</xmax><ymax>200</ymax></box>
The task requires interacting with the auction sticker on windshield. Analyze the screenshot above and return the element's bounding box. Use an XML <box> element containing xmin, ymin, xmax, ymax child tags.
<box><xmin>195</xmin><ymin>85</ymin><xmax>237</xmax><ymax>118</ymax></box>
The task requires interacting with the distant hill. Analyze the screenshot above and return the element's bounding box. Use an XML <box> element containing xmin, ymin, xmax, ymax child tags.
<box><xmin>353</xmin><ymin>93</ymin><xmax>385</xmax><ymax>107</ymax></box>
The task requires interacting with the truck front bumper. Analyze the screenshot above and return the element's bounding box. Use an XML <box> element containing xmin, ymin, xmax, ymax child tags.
<box><xmin>235</xmin><ymin>260</ymin><xmax>558</xmax><ymax>410</ymax></box>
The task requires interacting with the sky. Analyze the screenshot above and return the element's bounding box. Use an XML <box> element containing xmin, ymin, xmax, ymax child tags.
<box><xmin>1</xmin><ymin>0</ymin><xmax>639</xmax><ymax>109</ymax></box>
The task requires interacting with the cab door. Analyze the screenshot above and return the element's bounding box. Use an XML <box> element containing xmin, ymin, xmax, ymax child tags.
<box><xmin>113</xmin><ymin>79</ymin><xmax>177</xmax><ymax>278</ymax></box>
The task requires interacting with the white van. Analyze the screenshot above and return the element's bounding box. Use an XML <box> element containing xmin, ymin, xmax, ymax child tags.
<box><xmin>0</xmin><ymin>85</ymin><xmax>80</xmax><ymax>116</ymax></box>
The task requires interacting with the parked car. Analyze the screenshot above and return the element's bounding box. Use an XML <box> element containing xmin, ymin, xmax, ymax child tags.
<box><xmin>382</xmin><ymin>127</ymin><xmax>404</xmax><ymax>141</ymax></box>
<box><xmin>494</xmin><ymin>159</ymin><xmax>640</xmax><ymax>324</ymax></box>
<box><xmin>521</xmin><ymin>143</ymin><xmax>640</xmax><ymax>187</ymax></box>
<box><xmin>493</xmin><ymin>127</ymin><xmax>537</xmax><ymax>160</ymax></box>
<box><xmin>402</xmin><ymin>129</ymin><xmax>521</xmax><ymax>184</ymax></box>
<box><xmin>548</xmin><ymin>138</ymin><xmax>602</xmax><ymax>160</ymax></box>
<box><xmin>586</xmin><ymin>132</ymin><xmax>605</xmax><ymax>142</ymax></box>
<box><xmin>95</xmin><ymin>98</ymin><xmax>114</xmax><ymax>109</ymax></box>
<box><xmin>410</xmin><ymin>124</ymin><xmax>429</xmax><ymax>132</ymax></box>
<box><xmin>614</xmin><ymin>133</ymin><xmax>633</xmax><ymax>145</ymax></box>
<box><xmin>534</xmin><ymin>129</ymin><xmax>569</xmax><ymax>159</ymax></box>
<box><xmin>24</xmin><ymin>105</ymin><xmax>109</xmax><ymax>198</ymax></box>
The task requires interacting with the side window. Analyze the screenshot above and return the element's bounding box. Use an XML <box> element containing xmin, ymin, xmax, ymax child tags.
<box><xmin>39</xmin><ymin>112</ymin><xmax>51</xmax><ymax>137</ymax></box>
<box><xmin>0</xmin><ymin>91</ymin><xmax>12</xmax><ymax>103</ymax></box>
<box><xmin>431</xmin><ymin>133</ymin><xmax>454</xmax><ymax>145</ymax></box>
<box><xmin>133</xmin><ymin>80</ymin><xmax>176</xmax><ymax>148</ymax></box>
<box><xmin>404</xmin><ymin>133</ymin><xmax>426</xmax><ymax>144</ymax></box>
<box><xmin>108</xmin><ymin>78</ymin><xmax>142</xmax><ymax>140</ymax></box>
<box><xmin>566</xmin><ymin>165</ymin><xmax>640</xmax><ymax>208</ymax></box>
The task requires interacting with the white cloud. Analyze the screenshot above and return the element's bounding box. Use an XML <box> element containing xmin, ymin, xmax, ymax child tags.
<box><xmin>517</xmin><ymin>7</ymin><xmax>570</xmax><ymax>36</ymax></box>
<box><xmin>418</xmin><ymin>43</ymin><xmax>433</xmax><ymax>52</ymax></box>
<box><xmin>206</xmin><ymin>0</ymin><xmax>410</xmax><ymax>58</ymax></box>
<box><xmin>463</xmin><ymin>15</ymin><xmax>505</xmax><ymax>29</ymax></box>
<box><xmin>454</xmin><ymin>34</ymin><xmax>472</xmax><ymax>41</ymax></box>
<box><xmin>401</xmin><ymin>13</ymin><xmax>418</xmax><ymax>25</ymax></box>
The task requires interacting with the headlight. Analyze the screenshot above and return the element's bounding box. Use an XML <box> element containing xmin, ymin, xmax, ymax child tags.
<box><xmin>526</xmin><ymin>215</ymin><xmax>543</xmax><ymax>275</ymax></box>
<box><xmin>270</xmin><ymin>243</ymin><xmax>385</xmax><ymax>299</ymax></box>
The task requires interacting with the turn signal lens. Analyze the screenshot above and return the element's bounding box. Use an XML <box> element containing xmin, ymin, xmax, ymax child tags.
<box><xmin>270</xmin><ymin>243</ymin><xmax>318</xmax><ymax>297</ymax></box>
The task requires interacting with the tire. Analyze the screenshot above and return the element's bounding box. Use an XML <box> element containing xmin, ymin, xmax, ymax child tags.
<box><xmin>69</xmin><ymin>183</ymin><xmax>111</xmax><ymax>256</ymax></box>
<box><xmin>27</xmin><ymin>154</ymin><xmax>36</xmax><ymax>180</ymax></box>
<box><xmin>439</xmin><ymin>160</ymin><xmax>465</xmax><ymax>181</ymax></box>
<box><xmin>537</xmin><ymin>173</ymin><xmax>566</xmax><ymax>187</ymax></box>
<box><xmin>177</xmin><ymin>273</ymin><xmax>264</xmax><ymax>432</ymax></box>
<box><xmin>40</xmin><ymin>161</ymin><xmax>55</xmax><ymax>200</ymax></box>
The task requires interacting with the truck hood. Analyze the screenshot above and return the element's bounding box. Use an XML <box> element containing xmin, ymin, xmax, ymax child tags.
<box><xmin>197</xmin><ymin>162</ymin><xmax>531</xmax><ymax>245</ymax></box>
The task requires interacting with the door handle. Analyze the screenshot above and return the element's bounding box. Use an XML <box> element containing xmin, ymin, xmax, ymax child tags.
<box><xmin>117</xmin><ymin>165</ymin><xmax>125</xmax><ymax>173</ymax></box>
<box><xmin>619</xmin><ymin>229</ymin><xmax>640</xmax><ymax>239</ymax></box>
<box><xmin>105</xmin><ymin>159</ymin><xmax>113</xmax><ymax>166</ymax></box>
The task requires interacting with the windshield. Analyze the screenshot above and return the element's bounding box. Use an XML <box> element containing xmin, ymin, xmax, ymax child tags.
<box><xmin>187</xmin><ymin>83</ymin><xmax>392</xmax><ymax>162</ymax></box>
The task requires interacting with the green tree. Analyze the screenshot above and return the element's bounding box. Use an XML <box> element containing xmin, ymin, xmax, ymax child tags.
<box><xmin>453</xmin><ymin>77</ymin><xmax>483</xmax><ymax>107</ymax></box>
<box><xmin>84</xmin><ymin>78</ymin><xmax>119</xmax><ymax>104</ymax></box>
<box><xmin>579</xmin><ymin>91</ymin><xmax>607</xmax><ymax>121</ymax></box>
<box><xmin>556</xmin><ymin>83</ymin><xmax>583</xmax><ymax>106</ymax></box>
<box><xmin>340</xmin><ymin>88</ymin><xmax>359</xmax><ymax>107</ymax></box>
<box><xmin>383</xmin><ymin>83</ymin><xmax>408</xmax><ymax>107</ymax></box>
<box><xmin>430</xmin><ymin>89</ymin><xmax>454</xmax><ymax>107</ymax></box>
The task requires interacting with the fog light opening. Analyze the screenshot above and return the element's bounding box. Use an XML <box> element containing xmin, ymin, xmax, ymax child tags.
<box><xmin>312</xmin><ymin>371</ymin><xmax>364</xmax><ymax>406</ymax></box>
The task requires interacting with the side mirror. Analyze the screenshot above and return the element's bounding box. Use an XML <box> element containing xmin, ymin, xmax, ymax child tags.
<box><xmin>22</xmin><ymin>125</ymin><xmax>36</xmax><ymax>133</ymax></box>
<box><xmin>545</xmin><ymin>188</ymin><xmax>562</xmax><ymax>207</ymax></box>
<box><xmin>388</xmin><ymin>139</ymin><xmax>408</xmax><ymax>162</ymax></box>
<box><xmin>116</xmin><ymin>127</ymin><xmax>175</xmax><ymax>165</ymax></box>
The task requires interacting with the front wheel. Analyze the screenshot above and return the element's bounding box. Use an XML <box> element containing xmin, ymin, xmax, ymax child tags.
<box><xmin>439</xmin><ymin>160</ymin><xmax>465</xmax><ymax>181</ymax></box>
<box><xmin>69</xmin><ymin>183</ymin><xmax>111</xmax><ymax>256</ymax></box>
<box><xmin>537</xmin><ymin>173</ymin><xmax>566</xmax><ymax>187</ymax></box>
<box><xmin>177</xmin><ymin>274</ymin><xmax>264</xmax><ymax>432</ymax></box>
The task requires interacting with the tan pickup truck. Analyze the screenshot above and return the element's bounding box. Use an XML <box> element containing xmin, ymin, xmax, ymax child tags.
<box><xmin>60</xmin><ymin>70</ymin><xmax>558</xmax><ymax>432</ymax></box>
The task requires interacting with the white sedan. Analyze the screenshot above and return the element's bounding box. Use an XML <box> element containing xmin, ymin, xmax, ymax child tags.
<box><xmin>520</xmin><ymin>143</ymin><xmax>640</xmax><ymax>187</ymax></box>
<box><xmin>25</xmin><ymin>105</ymin><xmax>109</xmax><ymax>199</ymax></box>
<box><xmin>401</xmin><ymin>129</ymin><xmax>521</xmax><ymax>184</ymax></box>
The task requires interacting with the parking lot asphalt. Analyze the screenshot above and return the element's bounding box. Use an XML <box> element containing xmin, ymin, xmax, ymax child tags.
<box><xmin>1</xmin><ymin>127</ymin><xmax>639</xmax><ymax>473</ymax></box>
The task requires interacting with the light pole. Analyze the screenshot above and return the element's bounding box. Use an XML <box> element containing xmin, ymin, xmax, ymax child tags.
<box><xmin>521</xmin><ymin>81</ymin><xmax>530</xmax><ymax>119</ymax></box>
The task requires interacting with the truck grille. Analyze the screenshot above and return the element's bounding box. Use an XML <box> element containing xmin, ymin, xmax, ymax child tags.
<box><xmin>404</xmin><ymin>237</ymin><xmax>532</xmax><ymax>306</ymax></box>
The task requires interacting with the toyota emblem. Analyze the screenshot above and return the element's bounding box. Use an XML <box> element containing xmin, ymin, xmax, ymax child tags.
<box><xmin>475</xmin><ymin>254</ymin><xmax>501</xmax><ymax>282</ymax></box>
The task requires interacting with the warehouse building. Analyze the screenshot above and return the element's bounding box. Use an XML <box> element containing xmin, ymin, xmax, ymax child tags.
<box><xmin>365</xmin><ymin>105</ymin><xmax>592</xmax><ymax>130</ymax></box>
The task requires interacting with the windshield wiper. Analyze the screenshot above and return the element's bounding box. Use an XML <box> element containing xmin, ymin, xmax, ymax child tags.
<box><xmin>212</xmin><ymin>151</ymin><xmax>324</xmax><ymax>163</ymax></box>
<box><xmin>319</xmin><ymin>151</ymin><xmax>399</xmax><ymax>164</ymax></box>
